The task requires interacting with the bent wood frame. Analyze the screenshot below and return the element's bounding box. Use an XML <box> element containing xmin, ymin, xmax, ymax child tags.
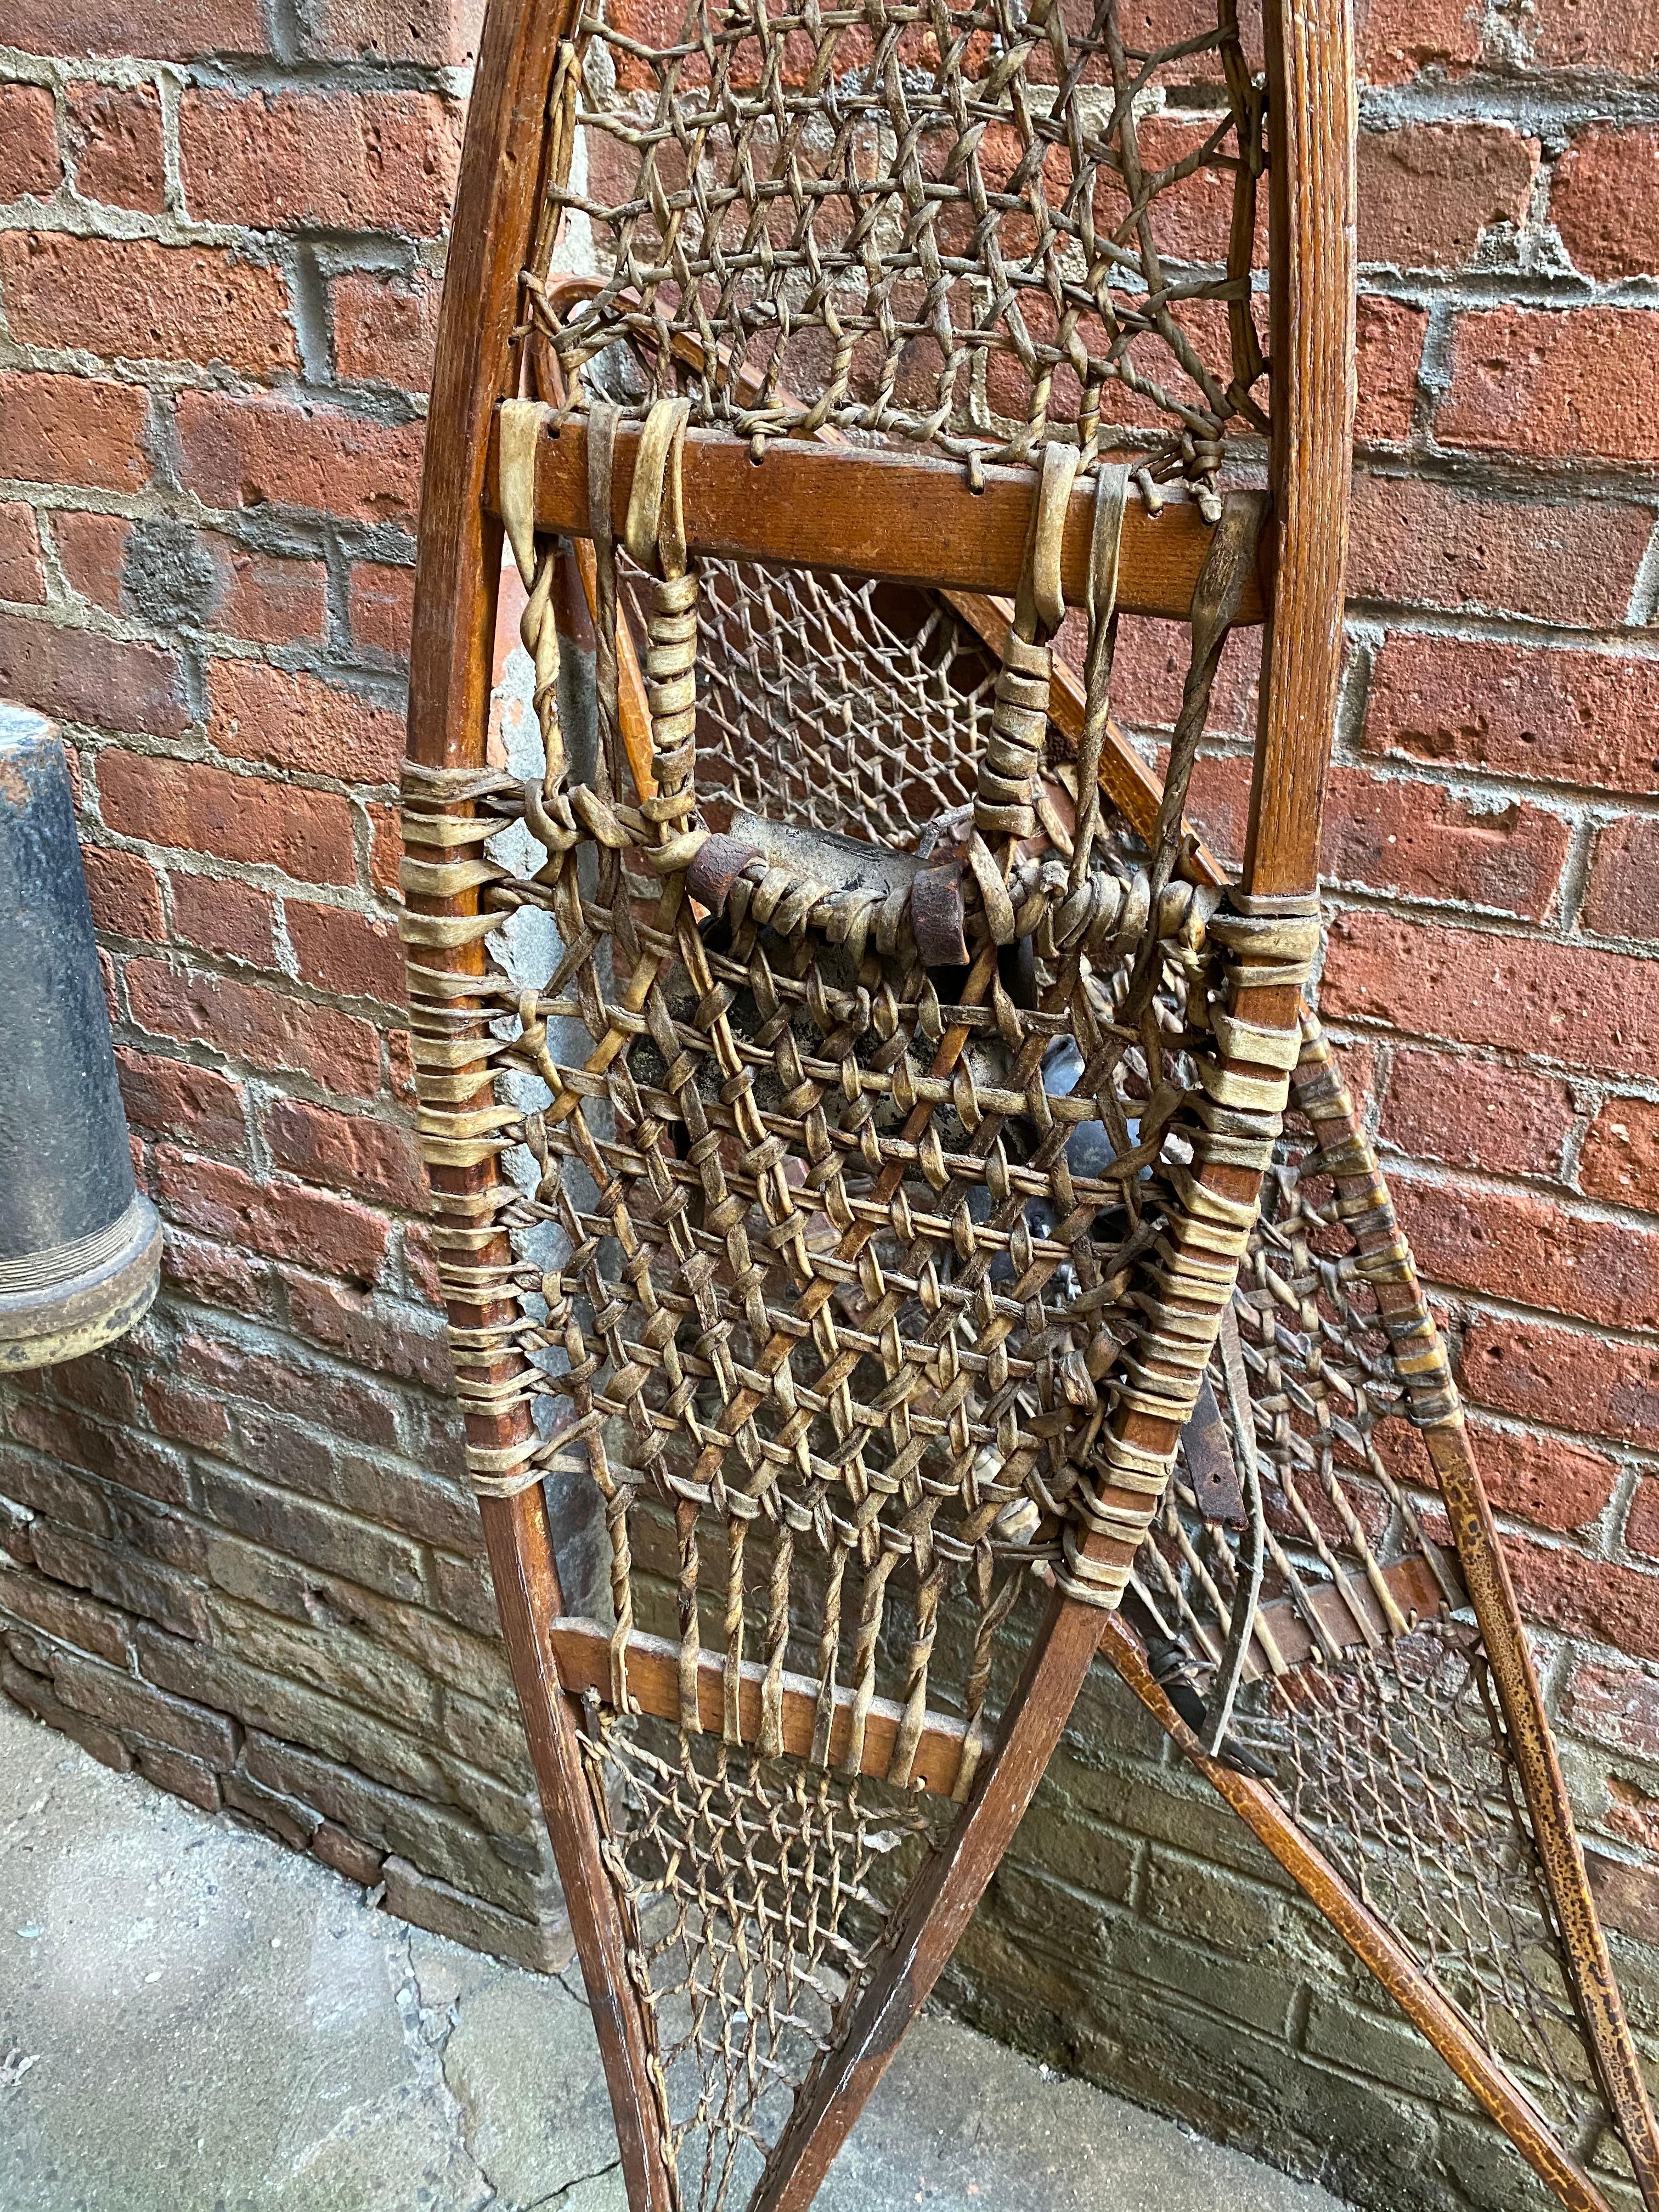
<box><xmin>405</xmin><ymin>1</ymin><xmax>1355</xmax><ymax>2205</ymax></box>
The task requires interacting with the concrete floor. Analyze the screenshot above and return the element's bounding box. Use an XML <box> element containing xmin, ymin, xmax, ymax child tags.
<box><xmin>0</xmin><ymin>1697</ymin><xmax>1351</xmax><ymax>2211</ymax></box>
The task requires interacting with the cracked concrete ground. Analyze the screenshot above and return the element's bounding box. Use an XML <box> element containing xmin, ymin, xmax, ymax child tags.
<box><xmin>0</xmin><ymin>1697</ymin><xmax>1351</xmax><ymax>2211</ymax></box>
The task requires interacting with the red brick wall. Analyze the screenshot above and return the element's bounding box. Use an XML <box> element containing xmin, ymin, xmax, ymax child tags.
<box><xmin>0</xmin><ymin>4</ymin><xmax>574</xmax><ymax>1970</ymax></box>
<box><xmin>1</xmin><ymin>0</ymin><xmax>1656</xmax><ymax>2192</ymax></box>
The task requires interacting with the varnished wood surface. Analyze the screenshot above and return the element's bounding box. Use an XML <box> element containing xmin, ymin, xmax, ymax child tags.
<box><xmin>1098</xmin><ymin>1612</ymin><xmax>1622</xmax><ymax>2212</ymax></box>
<box><xmin>487</xmin><ymin>414</ymin><xmax>1267</xmax><ymax>625</ymax></box>
<box><xmin>1242</xmin><ymin>0</ymin><xmax>1356</xmax><ymax>896</ymax></box>
<box><xmin>547</xmin><ymin>1617</ymin><xmax>969</xmax><ymax>1796</ymax></box>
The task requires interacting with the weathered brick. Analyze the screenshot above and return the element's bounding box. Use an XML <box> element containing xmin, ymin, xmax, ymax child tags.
<box><xmin>1363</xmin><ymin>633</ymin><xmax>1659</xmax><ymax>796</ymax></box>
<box><xmin>181</xmin><ymin>89</ymin><xmax>461</xmax><ymax>236</ymax></box>
<box><xmin>347</xmin><ymin>561</ymin><xmax>414</xmax><ymax>663</ymax></box>
<box><xmin>311</xmin><ymin>1819</ymin><xmax>385</xmax><ymax>1884</ymax></box>
<box><xmin>202</xmin><ymin>537</ymin><xmax>328</xmax><ymax>646</ymax></box>
<box><xmin>302</xmin><ymin>0</ymin><xmax>486</xmax><ymax>63</ymax></box>
<box><xmin>1465</xmin><ymin>1419</ymin><xmax>1620</xmax><ymax>1533</ymax></box>
<box><xmin>206</xmin><ymin>658</ymin><xmax>405</xmax><ymax>785</ymax></box>
<box><xmin>281</xmin><ymin>1274</ymin><xmax>450</xmax><ymax>1390</ymax></box>
<box><xmin>1380</xmin><ymin>1046</ymin><xmax>1574</xmax><ymax>1178</ymax></box>
<box><xmin>1460</xmin><ymin>1313</ymin><xmax>1659</xmax><ymax>1452</ymax></box>
<box><xmin>1357</xmin><ymin>0</ymin><xmax>1482</xmax><ymax>82</ymax></box>
<box><xmin>8</xmin><ymin>1397</ymin><xmax>188</xmax><ymax>1506</ymax></box>
<box><xmin>263</xmin><ymin>1097</ymin><xmax>428</xmax><ymax>1211</ymax></box>
<box><xmin>1565</xmin><ymin>1658</ymin><xmax>1659</xmax><ymax>1761</ymax></box>
<box><xmin>0</xmin><ymin>83</ymin><xmax>61</xmax><ymax>201</ymax></box>
<box><xmin>31</xmin><ymin>1521</ymin><xmax>208</xmax><ymax>1640</ymax></box>
<box><xmin>115</xmin><ymin>1048</ymin><xmax>247</xmax><ymax>1155</ymax></box>
<box><xmin>1356</xmin><ymin>123</ymin><xmax>1534</xmax><ymax>272</ymax></box>
<box><xmin>204</xmin><ymin>1590</ymin><xmax>439</xmax><ymax>1734</ymax></box>
<box><xmin>366</xmin><ymin>801</ymin><xmax>402</xmax><ymax>896</ymax></box>
<box><xmin>162</xmin><ymin>1227</ymin><xmax>270</xmax><ymax>1317</ymax></box>
<box><xmin>1439</xmin><ymin>307</ymin><xmax>1659</xmax><ymax>467</ymax></box>
<box><xmin>51</xmin><ymin>509</ymin><xmax>128</xmax><ymax>614</ymax></box>
<box><xmin>331</xmin><ymin>268</ymin><xmax>441</xmax><ymax>390</ymax></box>
<box><xmin>1346</xmin><ymin>478</ymin><xmax>1651</xmax><ymax>627</ymax></box>
<box><xmin>194</xmin><ymin>1465</ymin><xmax>424</xmax><ymax>1602</ymax></box>
<box><xmin>0</xmin><ymin>1440</ymin><xmax>115</xmax><ymax>1538</ymax></box>
<box><xmin>0</xmin><ymin>501</ymin><xmax>46</xmax><ymax>603</ymax></box>
<box><xmin>167</xmin><ymin>871</ymin><xmax>275</xmax><ymax>968</ymax></box>
<box><xmin>82</xmin><ymin>843</ymin><xmax>166</xmax><ymax>942</ymax></box>
<box><xmin>154</xmin><ymin>1147</ymin><xmax>393</xmax><ymax>1282</ymax></box>
<box><xmin>0</xmin><ymin>370</ymin><xmax>150</xmax><ymax>492</ymax></box>
<box><xmin>142</xmin><ymin>1370</ymin><xmax>233</xmax><ymax>1453</ymax></box>
<box><xmin>129</xmin><ymin>1735</ymin><xmax>223</xmax><ymax>1812</ymax></box>
<box><xmin>1393</xmin><ymin>1175</ymin><xmax>1659</xmax><ymax>1331</ymax></box>
<box><xmin>222</xmin><ymin>1768</ymin><xmax>319</xmax><ymax>1849</ymax></box>
<box><xmin>222</xmin><ymin>1407</ymin><xmax>475</xmax><ymax>1553</ymax></box>
<box><xmin>54</xmin><ymin>1649</ymin><xmax>240</xmax><ymax>1764</ymax></box>
<box><xmin>1583</xmin><ymin>815</ymin><xmax>1659</xmax><ymax>943</ymax></box>
<box><xmin>51</xmin><ymin>1351</ymin><xmax>140</xmax><ymax>1425</ymax></box>
<box><xmin>0</xmin><ymin>1565</ymin><xmax>131</xmax><ymax>1664</ymax></box>
<box><xmin>1607</xmin><ymin>1775</ymin><xmax>1659</xmax><ymax>1855</ymax></box>
<box><xmin>178</xmin><ymin>1328</ymin><xmax>401</xmax><ymax>1451</ymax></box>
<box><xmin>64</xmin><ymin>81</ymin><xmax>165</xmax><ymax>213</ymax></box>
<box><xmin>1532</xmin><ymin>0</ymin><xmax>1659</xmax><ymax>74</ymax></box>
<box><xmin>1581</xmin><ymin>1096</ymin><xmax>1659</xmax><ymax>1213</ymax></box>
<box><xmin>129</xmin><ymin>964</ymin><xmax>382</xmax><ymax>1096</ymax></box>
<box><xmin>380</xmin><ymin>1856</ymin><xmax>569</xmax><ymax>1973</ymax></box>
<box><xmin>1354</xmin><ymin>295</ymin><xmax>1425</xmax><ymax>444</ymax></box>
<box><xmin>175</xmin><ymin>391</ymin><xmax>424</xmax><ymax>529</ymax></box>
<box><xmin>97</xmin><ymin>752</ymin><xmax>357</xmax><ymax>885</ymax></box>
<box><xmin>4</xmin><ymin>0</ymin><xmax>268</xmax><ymax>59</ymax></box>
<box><xmin>0</xmin><ymin>232</ymin><xmax>297</xmax><ymax>378</ymax></box>
<box><xmin>1322</xmin><ymin>767</ymin><xmax>1570</xmax><ymax>921</ymax></box>
<box><xmin>0</xmin><ymin>612</ymin><xmax>185</xmax><ymax>738</ymax></box>
<box><xmin>1587</xmin><ymin>1852</ymin><xmax>1659</xmax><ymax>1945</ymax></box>
<box><xmin>431</xmin><ymin>1548</ymin><xmax>499</xmax><ymax>1638</ymax></box>
<box><xmin>3</xmin><ymin>1652</ymin><xmax>132</xmax><ymax>1771</ymax></box>
<box><xmin>285</xmin><ymin>900</ymin><xmax>407</xmax><ymax>1005</ymax></box>
<box><xmin>1506</xmin><ymin>1536</ymin><xmax>1659</xmax><ymax>1665</ymax></box>
<box><xmin>1629</xmin><ymin>1477</ymin><xmax>1659</xmax><ymax>1561</ymax></box>
<box><xmin>1324</xmin><ymin>910</ymin><xmax>1659</xmax><ymax>1078</ymax></box>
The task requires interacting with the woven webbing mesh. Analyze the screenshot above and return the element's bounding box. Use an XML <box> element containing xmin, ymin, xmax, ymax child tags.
<box><xmin>532</xmin><ymin>0</ymin><xmax>1268</xmax><ymax>498</ymax></box>
<box><xmin>1138</xmin><ymin>1078</ymin><xmax>1636</xmax><ymax>2185</ymax></box>
<box><xmin>581</xmin><ymin>1708</ymin><xmax>947</xmax><ymax>2208</ymax></box>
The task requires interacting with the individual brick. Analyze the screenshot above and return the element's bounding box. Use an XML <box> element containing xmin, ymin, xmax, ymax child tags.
<box><xmin>222</xmin><ymin>1768</ymin><xmax>320</xmax><ymax>1850</ymax></box>
<box><xmin>311</xmin><ymin>1819</ymin><xmax>386</xmax><ymax>1886</ymax></box>
<box><xmin>0</xmin><ymin>612</ymin><xmax>186</xmax><ymax>738</ymax></box>
<box><xmin>347</xmin><ymin>562</ymin><xmax>414</xmax><ymax>663</ymax></box>
<box><xmin>1563</xmin><ymin>1658</ymin><xmax>1659</xmax><ymax>1760</ymax></box>
<box><xmin>97</xmin><ymin>752</ymin><xmax>357</xmax><ymax>885</ymax></box>
<box><xmin>128</xmin><ymin>964</ymin><xmax>382</xmax><ymax>1097</ymax></box>
<box><xmin>51</xmin><ymin>510</ymin><xmax>129</xmax><ymax>614</ymax></box>
<box><xmin>167</xmin><ymin>871</ymin><xmax>276</xmax><ymax>968</ymax></box>
<box><xmin>0</xmin><ymin>83</ymin><xmax>61</xmax><ymax>202</ymax></box>
<box><xmin>1346</xmin><ymin>478</ymin><xmax>1651</xmax><ymax>627</ymax></box>
<box><xmin>52</xmin><ymin>1649</ymin><xmax>240</xmax><ymax>1764</ymax></box>
<box><xmin>0</xmin><ymin>1566</ymin><xmax>132</xmax><ymax>1664</ymax></box>
<box><xmin>379</xmin><ymin>1856</ymin><xmax>571</xmax><ymax>1974</ymax></box>
<box><xmin>180</xmin><ymin>89</ymin><xmax>461</xmax><ymax>237</ymax></box>
<box><xmin>64</xmin><ymin>81</ymin><xmax>165</xmax><ymax>213</ymax></box>
<box><xmin>1379</xmin><ymin>1046</ymin><xmax>1575</xmax><ymax>1179</ymax></box>
<box><xmin>1579</xmin><ymin>1096</ymin><xmax>1659</xmax><ymax>1212</ymax></box>
<box><xmin>174</xmin><ymin>391</ymin><xmax>424</xmax><ymax>530</ymax></box>
<box><xmin>2</xmin><ymin>1652</ymin><xmax>133</xmax><ymax>1770</ymax></box>
<box><xmin>207</xmin><ymin>659</ymin><xmax>405</xmax><ymax>785</ymax></box>
<box><xmin>0</xmin><ymin>233</ymin><xmax>297</xmax><ymax>379</ymax></box>
<box><xmin>154</xmin><ymin>1147</ymin><xmax>393</xmax><ymax>1282</ymax></box>
<box><xmin>1460</xmin><ymin>1312</ymin><xmax>1659</xmax><ymax>1452</ymax></box>
<box><xmin>302</xmin><ymin>0</ymin><xmax>486</xmax><ymax>64</ymax></box>
<box><xmin>331</xmin><ymin>268</ymin><xmax>442</xmax><ymax>390</ymax></box>
<box><xmin>1438</xmin><ymin>307</ymin><xmax>1659</xmax><ymax>467</ymax></box>
<box><xmin>1463</xmin><ymin>1420</ymin><xmax>1620</xmax><ymax>1533</ymax></box>
<box><xmin>161</xmin><ymin>1228</ymin><xmax>269</xmax><ymax>1317</ymax></box>
<box><xmin>1322</xmin><ymin>910</ymin><xmax>1659</xmax><ymax>1079</ymax></box>
<box><xmin>1363</xmin><ymin>632</ymin><xmax>1659</xmax><ymax>796</ymax></box>
<box><xmin>1504</xmin><ymin>1537</ymin><xmax>1659</xmax><ymax>1665</ymax></box>
<box><xmin>281</xmin><ymin>1274</ymin><xmax>451</xmax><ymax>1390</ymax></box>
<box><xmin>1629</xmin><ymin>1477</ymin><xmax>1659</xmax><ymax>1562</ymax></box>
<box><xmin>1357</xmin><ymin>0</ymin><xmax>1482</xmax><ymax>83</ymax></box>
<box><xmin>128</xmin><ymin>1735</ymin><xmax>223</xmax><ymax>1812</ymax></box>
<box><xmin>1321</xmin><ymin>767</ymin><xmax>1571</xmax><ymax>922</ymax></box>
<box><xmin>285</xmin><ymin>901</ymin><xmax>407</xmax><ymax>1006</ymax></box>
<box><xmin>3</xmin><ymin>0</ymin><xmax>268</xmax><ymax>59</ymax></box>
<box><xmin>142</xmin><ymin>1370</ymin><xmax>234</xmax><ymax>1453</ymax></box>
<box><xmin>1353</xmin><ymin>295</ymin><xmax>1426</xmax><ymax>444</ymax></box>
<box><xmin>201</xmin><ymin>537</ymin><xmax>329</xmax><ymax>646</ymax></box>
<box><xmin>262</xmin><ymin>1102</ymin><xmax>427</xmax><ymax>1224</ymax></box>
<box><xmin>31</xmin><ymin>1522</ymin><xmax>208</xmax><ymax>1641</ymax></box>
<box><xmin>81</xmin><ymin>844</ymin><xmax>166</xmax><ymax>942</ymax></box>
<box><xmin>0</xmin><ymin>369</ymin><xmax>150</xmax><ymax>491</ymax></box>
<box><xmin>1531</xmin><ymin>0</ymin><xmax>1659</xmax><ymax>73</ymax></box>
<box><xmin>1582</xmin><ymin>815</ymin><xmax>1659</xmax><ymax>942</ymax></box>
<box><xmin>0</xmin><ymin>502</ymin><xmax>46</xmax><ymax>603</ymax></box>
<box><xmin>1356</xmin><ymin>123</ymin><xmax>1535</xmax><ymax>272</ymax></box>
